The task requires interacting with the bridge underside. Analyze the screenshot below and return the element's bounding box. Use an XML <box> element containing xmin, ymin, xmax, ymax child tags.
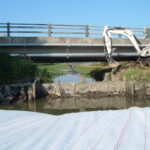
<box><xmin>0</xmin><ymin>45</ymin><xmax>138</xmax><ymax>62</ymax></box>
<box><xmin>0</xmin><ymin>37</ymin><xmax>149</xmax><ymax>62</ymax></box>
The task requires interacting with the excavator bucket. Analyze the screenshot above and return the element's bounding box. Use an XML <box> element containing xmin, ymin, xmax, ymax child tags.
<box><xmin>108</xmin><ymin>57</ymin><xmax>120</xmax><ymax>68</ymax></box>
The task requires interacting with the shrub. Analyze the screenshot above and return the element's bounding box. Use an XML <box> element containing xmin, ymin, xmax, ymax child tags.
<box><xmin>36</xmin><ymin>68</ymin><xmax>53</xmax><ymax>83</ymax></box>
<box><xmin>11</xmin><ymin>57</ymin><xmax>37</xmax><ymax>81</ymax></box>
<box><xmin>0</xmin><ymin>51</ymin><xmax>37</xmax><ymax>84</ymax></box>
<box><xmin>0</xmin><ymin>51</ymin><xmax>12</xmax><ymax>84</ymax></box>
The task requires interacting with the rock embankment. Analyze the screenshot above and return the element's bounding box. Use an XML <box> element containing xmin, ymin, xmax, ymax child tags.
<box><xmin>0</xmin><ymin>83</ymin><xmax>35</xmax><ymax>104</ymax></box>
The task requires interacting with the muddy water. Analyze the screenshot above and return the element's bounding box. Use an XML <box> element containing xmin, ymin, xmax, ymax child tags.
<box><xmin>0</xmin><ymin>96</ymin><xmax>150</xmax><ymax>115</ymax></box>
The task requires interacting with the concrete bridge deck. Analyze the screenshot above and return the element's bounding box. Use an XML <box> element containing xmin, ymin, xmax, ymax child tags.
<box><xmin>0</xmin><ymin>23</ymin><xmax>150</xmax><ymax>61</ymax></box>
<box><xmin>0</xmin><ymin>37</ymin><xmax>150</xmax><ymax>61</ymax></box>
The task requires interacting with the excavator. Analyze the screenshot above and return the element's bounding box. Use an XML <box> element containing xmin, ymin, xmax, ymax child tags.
<box><xmin>103</xmin><ymin>25</ymin><xmax>150</xmax><ymax>67</ymax></box>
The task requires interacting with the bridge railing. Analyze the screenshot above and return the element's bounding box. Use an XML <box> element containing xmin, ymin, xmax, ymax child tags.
<box><xmin>0</xmin><ymin>22</ymin><xmax>148</xmax><ymax>38</ymax></box>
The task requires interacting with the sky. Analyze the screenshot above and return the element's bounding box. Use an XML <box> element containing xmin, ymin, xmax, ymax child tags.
<box><xmin>0</xmin><ymin>0</ymin><xmax>150</xmax><ymax>27</ymax></box>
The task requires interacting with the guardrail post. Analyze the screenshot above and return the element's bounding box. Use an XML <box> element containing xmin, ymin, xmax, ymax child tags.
<box><xmin>118</xmin><ymin>35</ymin><xmax>122</xmax><ymax>38</ymax></box>
<box><xmin>85</xmin><ymin>25</ymin><xmax>89</xmax><ymax>37</ymax></box>
<box><xmin>7</xmin><ymin>22</ymin><xmax>10</xmax><ymax>37</ymax></box>
<box><xmin>144</xmin><ymin>26</ymin><xmax>149</xmax><ymax>38</ymax></box>
<box><xmin>48</xmin><ymin>24</ymin><xmax>52</xmax><ymax>36</ymax></box>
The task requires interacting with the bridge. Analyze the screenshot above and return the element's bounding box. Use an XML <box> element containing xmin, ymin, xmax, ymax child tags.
<box><xmin>0</xmin><ymin>23</ymin><xmax>150</xmax><ymax>61</ymax></box>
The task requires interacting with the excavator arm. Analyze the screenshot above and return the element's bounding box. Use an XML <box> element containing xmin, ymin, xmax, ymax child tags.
<box><xmin>103</xmin><ymin>26</ymin><xmax>150</xmax><ymax>67</ymax></box>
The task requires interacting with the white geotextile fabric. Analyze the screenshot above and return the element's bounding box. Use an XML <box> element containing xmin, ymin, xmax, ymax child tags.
<box><xmin>0</xmin><ymin>107</ymin><xmax>149</xmax><ymax>150</ymax></box>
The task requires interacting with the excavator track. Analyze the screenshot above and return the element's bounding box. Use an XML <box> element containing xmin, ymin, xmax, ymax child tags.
<box><xmin>137</xmin><ymin>57</ymin><xmax>150</xmax><ymax>66</ymax></box>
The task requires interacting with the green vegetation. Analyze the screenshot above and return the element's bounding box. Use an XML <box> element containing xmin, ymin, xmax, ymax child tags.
<box><xmin>120</xmin><ymin>61</ymin><xmax>130</xmax><ymax>67</ymax></box>
<box><xmin>120</xmin><ymin>65</ymin><xmax>150</xmax><ymax>81</ymax></box>
<box><xmin>0</xmin><ymin>51</ymin><xmax>72</xmax><ymax>84</ymax></box>
<box><xmin>36</xmin><ymin>63</ymin><xmax>70</xmax><ymax>83</ymax></box>
<box><xmin>0</xmin><ymin>51</ymin><xmax>36</xmax><ymax>84</ymax></box>
<box><xmin>1</xmin><ymin>50</ymin><xmax>150</xmax><ymax>84</ymax></box>
<box><xmin>11</xmin><ymin>57</ymin><xmax>37</xmax><ymax>81</ymax></box>
<box><xmin>74</xmin><ymin>62</ymin><xmax>107</xmax><ymax>77</ymax></box>
<box><xmin>74</xmin><ymin>62</ymin><xmax>150</xmax><ymax>82</ymax></box>
<box><xmin>36</xmin><ymin>68</ymin><xmax>53</xmax><ymax>83</ymax></box>
<box><xmin>74</xmin><ymin>62</ymin><xmax>108</xmax><ymax>81</ymax></box>
<box><xmin>36</xmin><ymin>63</ymin><xmax>70</xmax><ymax>77</ymax></box>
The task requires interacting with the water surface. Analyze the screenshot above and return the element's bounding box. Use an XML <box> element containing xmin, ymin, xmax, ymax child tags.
<box><xmin>53</xmin><ymin>73</ymin><xmax>94</xmax><ymax>83</ymax></box>
<box><xmin>0</xmin><ymin>96</ymin><xmax>150</xmax><ymax>115</ymax></box>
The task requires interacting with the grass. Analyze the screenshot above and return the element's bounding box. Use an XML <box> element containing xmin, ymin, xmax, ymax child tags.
<box><xmin>37</xmin><ymin>62</ymin><xmax>109</xmax><ymax>82</ymax></box>
<box><xmin>120</xmin><ymin>61</ymin><xmax>130</xmax><ymax>67</ymax></box>
<box><xmin>37</xmin><ymin>63</ymin><xmax>70</xmax><ymax>77</ymax></box>
<box><xmin>74</xmin><ymin>63</ymin><xmax>107</xmax><ymax>77</ymax></box>
<box><xmin>36</xmin><ymin>62</ymin><xmax>150</xmax><ymax>82</ymax></box>
<box><xmin>121</xmin><ymin>65</ymin><xmax>150</xmax><ymax>81</ymax></box>
<box><xmin>74</xmin><ymin>62</ymin><xmax>108</xmax><ymax>81</ymax></box>
<box><xmin>75</xmin><ymin>62</ymin><xmax>150</xmax><ymax>82</ymax></box>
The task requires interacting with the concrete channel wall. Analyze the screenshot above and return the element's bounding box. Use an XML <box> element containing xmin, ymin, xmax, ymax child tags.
<box><xmin>1</xmin><ymin>80</ymin><xmax>150</xmax><ymax>104</ymax></box>
<box><xmin>41</xmin><ymin>81</ymin><xmax>150</xmax><ymax>98</ymax></box>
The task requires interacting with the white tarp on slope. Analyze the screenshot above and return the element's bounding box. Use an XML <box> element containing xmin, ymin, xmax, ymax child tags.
<box><xmin>0</xmin><ymin>107</ymin><xmax>150</xmax><ymax>150</ymax></box>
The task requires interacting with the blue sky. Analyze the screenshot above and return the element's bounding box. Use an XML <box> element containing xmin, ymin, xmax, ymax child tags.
<box><xmin>1</xmin><ymin>0</ymin><xmax>150</xmax><ymax>27</ymax></box>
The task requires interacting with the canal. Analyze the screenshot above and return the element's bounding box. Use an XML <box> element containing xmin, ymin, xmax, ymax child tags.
<box><xmin>1</xmin><ymin>62</ymin><xmax>150</xmax><ymax>115</ymax></box>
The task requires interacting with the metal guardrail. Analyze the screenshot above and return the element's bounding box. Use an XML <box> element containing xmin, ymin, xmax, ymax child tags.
<box><xmin>0</xmin><ymin>22</ymin><xmax>148</xmax><ymax>38</ymax></box>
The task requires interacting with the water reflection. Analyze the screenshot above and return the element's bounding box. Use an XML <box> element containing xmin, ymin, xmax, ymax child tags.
<box><xmin>0</xmin><ymin>96</ymin><xmax>150</xmax><ymax>115</ymax></box>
